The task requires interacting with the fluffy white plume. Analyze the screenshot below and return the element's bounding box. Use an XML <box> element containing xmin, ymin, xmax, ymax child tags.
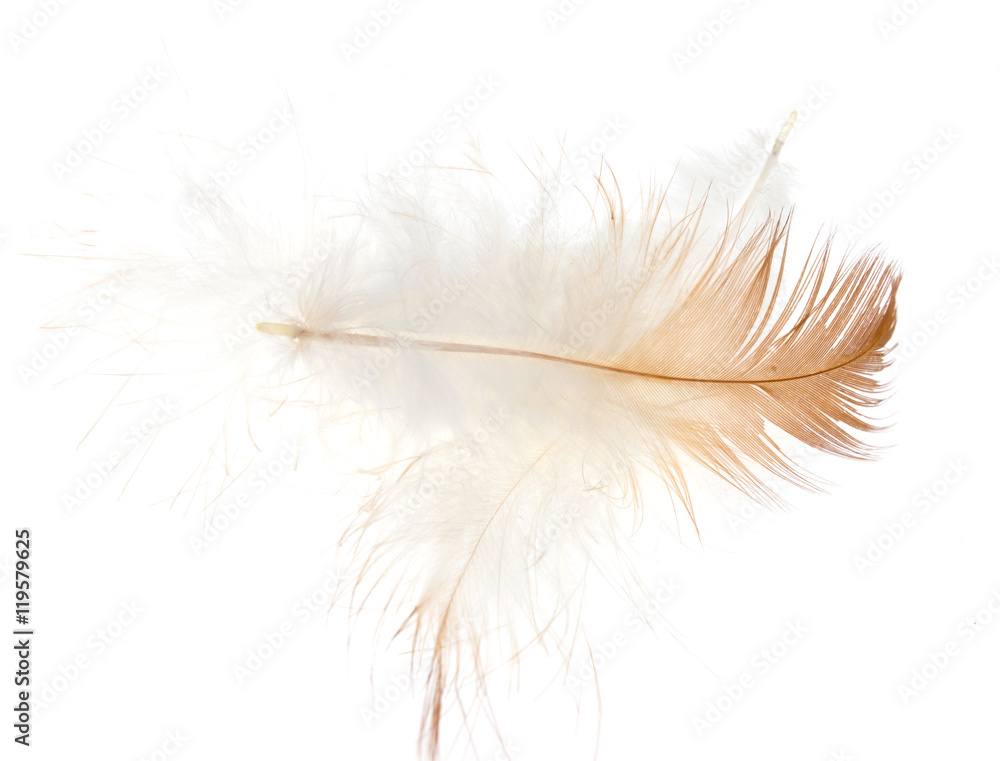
<box><xmin>68</xmin><ymin>115</ymin><xmax>898</xmax><ymax>758</ymax></box>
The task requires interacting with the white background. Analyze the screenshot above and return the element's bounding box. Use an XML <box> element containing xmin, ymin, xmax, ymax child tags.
<box><xmin>3</xmin><ymin>0</ymin><xmax>999</xmax><ymax>760</ymax></box>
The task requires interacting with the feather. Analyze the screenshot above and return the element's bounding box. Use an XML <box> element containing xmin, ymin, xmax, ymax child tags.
<box><xmin>71</xmin><ymin>113</ymin><xmax>898</xmax><ymax>758</ymax></box>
